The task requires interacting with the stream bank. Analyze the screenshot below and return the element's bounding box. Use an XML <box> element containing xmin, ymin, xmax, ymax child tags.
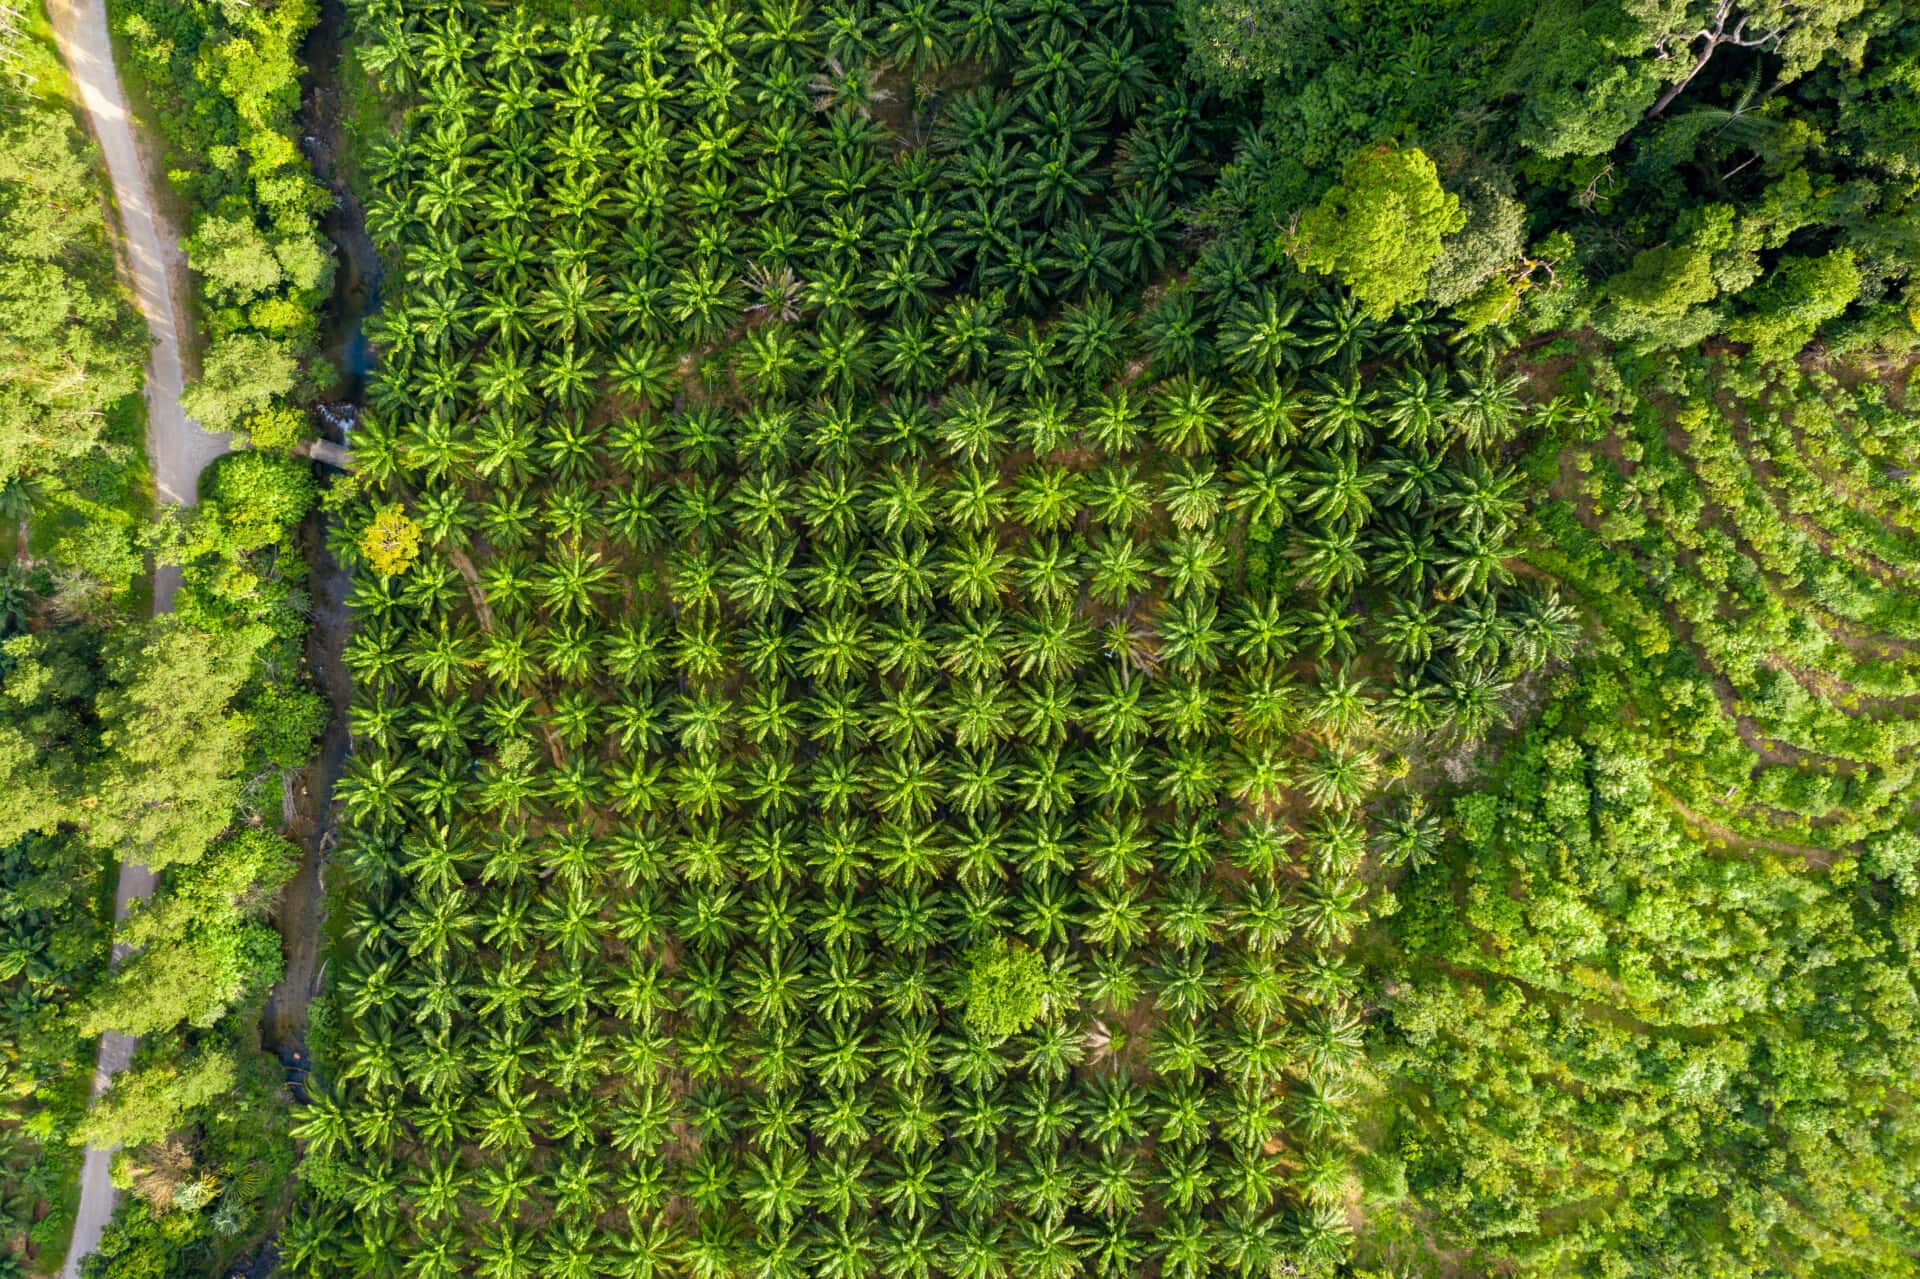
<box><xmin>304</xmin><ymin>0</ymin><xmax>382</xmax><ymax>405</ymax></box>
<box><xmin>259</xmin><ymin>0</ymin><xmax>378</xmax><ymax>1071</ymax></box>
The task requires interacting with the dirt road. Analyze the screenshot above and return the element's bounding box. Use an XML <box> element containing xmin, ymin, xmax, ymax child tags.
<box><xmin>46</xmin><ymin>0</ymin><xmax>229</xmax><ymax>1272</ymax></box>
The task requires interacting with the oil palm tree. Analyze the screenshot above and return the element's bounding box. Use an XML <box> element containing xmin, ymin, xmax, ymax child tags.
<box><xmin>1452</xmin><ymin>362</ymin><xmax>1528</xmax><ymax>450</ymax></box>
<box><xmin>1299</xmin><ymin>743</ymin><xmax>1378</xmax><ymax>810</ymax></box>
<box><xmin>1220</xmin><ymin>291</ymin><xmax>1300</xmax><ymax>377</ymax></box>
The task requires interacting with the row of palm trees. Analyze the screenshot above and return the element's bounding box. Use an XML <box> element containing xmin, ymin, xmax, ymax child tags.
<box><xmin>285</xmin><ymin>1200</ymin><xmax>1352</xmax><ymax>1279</ymax></box>
<box><xmin>353</xmin><ymin>0</ymin><xmax>1207</xmax><ymax>327</ymax></box>
<box><xmin>293</xmin><ymin>2</ymin><xmax>1567</xmax><ymax>1275</ymax></box>
<box><xmin>355</xmin><ymin>357</ymin><xmax>1531</xmax><ymax>462</ymax></box>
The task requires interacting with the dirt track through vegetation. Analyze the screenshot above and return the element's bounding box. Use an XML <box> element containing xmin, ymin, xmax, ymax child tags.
<box><xmin>46</xmin><ymin>0</ymin><xmax>229</xmax><ymax>1271</ymax></box>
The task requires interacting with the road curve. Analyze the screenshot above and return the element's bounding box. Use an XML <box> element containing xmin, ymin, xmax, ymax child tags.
<box><xmin>46</xmin><ymin>0</ymin><xmax>229</xmax><ymax>1272</ymax></box>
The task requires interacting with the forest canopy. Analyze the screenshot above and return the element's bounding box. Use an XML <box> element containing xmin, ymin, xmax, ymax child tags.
<box><xmin>0</xmin><ymin>71</ymin><xmax>143</xmax><ymax>487</ymax></box>
<box><xmin>1183</xmin><ymin>0</ymin><xmax>1916</xmax><ymax>359</ymax></box>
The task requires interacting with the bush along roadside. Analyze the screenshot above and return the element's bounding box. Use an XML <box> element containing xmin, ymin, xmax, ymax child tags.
<box><xmin>0</xmin><ymin>0</ymin><xmax>149</xmax><ymax>617</ymax></box>
<box><xmin>10</xmin><ymin>4</ymin><xmax>343</xmax><ymax>1274</ymax></box>
<box><xmin>0</xmin><ymin>4</ymin><xmax>171</xmax><ymax>1271</ymax></box>
<box><xmin>109</xmin><ymin>0</ymin><xmax>336</xmax><ymax>445</ymax></box>
<box><xmin>63</xmin><ymin>451</ymin><xmax>327</xmax><ymax>1278</ymax></box>
<box><xmin>0</xmin><ymin>444</ymin><xmax>326</xmax><ymax>1276</ymax></box>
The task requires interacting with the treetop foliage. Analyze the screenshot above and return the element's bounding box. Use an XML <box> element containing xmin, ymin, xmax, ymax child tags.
<box><xmin>960</xmin><ymin>937</ymin><xmax>1052</xmax><ymax>1039</ymax></box>
<box><xmin>1183</xmin><ymin>0</ymin><xmax>1918</xmax><ymax>361</ymax></box>
<box><xmin>1286</xmin><ymin>143</ymin><xmax>1464</xmax><ymax>318</ymax></box>
<box><xmin>0</xmin><ymin>67</ymin><xmax>143</xmax><ymax>488</ymax></box>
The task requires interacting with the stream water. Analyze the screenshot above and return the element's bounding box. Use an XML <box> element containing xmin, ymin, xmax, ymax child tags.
<box><xmin>259</xmin><ymin>0</ymin><xmax>375</xmax><ymax>1073</ymax></box>
<box><xmin>303</xmin><ymin>0</ymin><xmax>382</xmax><ymax>413</ymax></box>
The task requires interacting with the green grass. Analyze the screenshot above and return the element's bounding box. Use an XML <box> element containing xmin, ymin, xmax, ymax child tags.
<box><xmin>23</xmin><ymin>390</ymin><xmax>154</xmax><ymax>617</ymax></box>
<box><xmin>100</xmin><ymin>388</ymin><xmax>153</xmax><ymax>517</ymax></box>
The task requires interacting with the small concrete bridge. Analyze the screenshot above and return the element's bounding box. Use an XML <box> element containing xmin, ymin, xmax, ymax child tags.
<box><xmin>296</xmin><ymin>438</ymin><xmax>356</xmax><ymax>470</ymax></box>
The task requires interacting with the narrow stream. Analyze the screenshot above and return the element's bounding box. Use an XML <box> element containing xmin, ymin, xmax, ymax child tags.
<box><xmin>259</xmin><ymin>0</ymin><xmax>378</xmax><ymax>1073</ymax></box>
<box><xmin>304</xmin><ymin>0</ymin><xmax>382</xmax><ymax>411</ymax></box>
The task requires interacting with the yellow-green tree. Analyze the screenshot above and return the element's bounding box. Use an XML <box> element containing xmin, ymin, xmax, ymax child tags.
<box><xmin>359</xmin><ymin>503</ymin><xmax>421</xmax><ymax>577</ymax></box>
<box><xmin>1288</xmin><ymin>144</ymin><xmax>1465</xmax><ymax>318</ymax></box>
<box><xmin>961</xmin><ymin>938</ymin><xmax>1052</xmax><ymax>1040</ymax></box>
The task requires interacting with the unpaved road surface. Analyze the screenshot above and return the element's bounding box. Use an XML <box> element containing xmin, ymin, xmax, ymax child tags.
<box><xmin>48</xmin><ymin>0</ymin><xmax>229</xmax><ymax>1272</ymax></box>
